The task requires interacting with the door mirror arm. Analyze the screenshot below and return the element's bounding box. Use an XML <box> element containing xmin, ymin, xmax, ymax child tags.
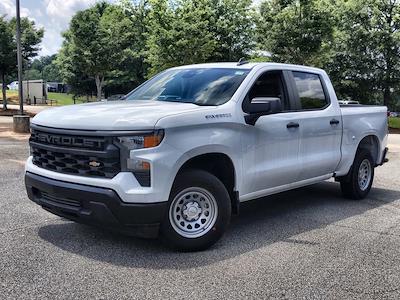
<box><xmin>245</xmin><ymin>113</ymin><xmax>265</xmax><ymax>126</ymax></box>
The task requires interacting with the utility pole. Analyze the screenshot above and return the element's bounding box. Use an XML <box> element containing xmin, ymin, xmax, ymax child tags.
<box><xmin>13</xmin><ymin>0</ymin><xmax>30</xmax><ymax>133</ymax></box>
<box><xmin>16</xmin><ymin>0</ymin><xmax>24</xmax><ymax>115</ymax></box>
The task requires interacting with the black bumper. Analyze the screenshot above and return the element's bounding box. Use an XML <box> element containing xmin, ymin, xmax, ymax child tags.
<box><xmin>25</xmin><ymin>172</ymin><xmax>168</xmax><ymax>238</ymax></box>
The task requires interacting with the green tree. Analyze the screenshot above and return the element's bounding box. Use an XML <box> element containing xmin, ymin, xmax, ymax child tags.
<box><xmin>257</xmin><ymin>0</ymin><xmax>334</xmax><ymax>66</ymax></box>
<box><xmin>9</xmin><ymin>17</ymin><xmax>44</xmax><ymax>60</ymax></box>
<box><xmin>26</xmin><ymin>55</ymin><xmax>61</xmax><ymax>82</ymax></box>
<box><xmin>326</xmin><ymin>0</ymin><xmax>400</xmax><ymax>107</ymax></box>
<box><xmin>0</xmin><ymin>16</ymin><xmax>15</xmax><ymax>110</ymax></box>
<box><xmin>146</xmin><ymin>0</ymin><xmax>216</xmax><ymax>75</ymax></box>
<box><xmin>103</xmin><ymin>0</ymin><xmax>150</xmax><ymax>95</ymax></box>
<box><xmin>210</xmin><ymin>0</ymin><xmax>255</xmax><ymax>61</ymax></box>
<box><xmin>0</xmin><ymin>16</ymin><xmax>43</xmax><ymax>110</ymax></box>
<box><xmin>30</xmin><ymin>55</ymin><xmax>55</xmax><ymax>73</ymax></box>
<box><xmin>58</xmin><ymin>2</ymin><xmax>140</xmax><ymax>100</ymax></box>
<box><xmin>23</xmin><ymin>69</ymin><xmax>42</xmax><ymax>80</ymax></box>
<box><xmin>146</xmin><ymin>0</ymin><xmax>255</xmax><ymax>75</ymax></box>
<box><xmin>59</xmin><ymin>0</ymin><xmax>255</xmax><ymax>94</ymax></box>
<box><xmin>42</xmin><ymin>62</ymin><xmax>61</xmax><ymax>82</ymax></box>
<box><xmin>57</xmin><ymin>31</ymin><xmax>95</xmax><ymax>99</ymax></box>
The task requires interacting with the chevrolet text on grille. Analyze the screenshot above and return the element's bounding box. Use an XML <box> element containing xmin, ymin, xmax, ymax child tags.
<box><xmin>34</xmin><ymin>132</ymin><xmax>104</xmax><ymax>149</ymax></box>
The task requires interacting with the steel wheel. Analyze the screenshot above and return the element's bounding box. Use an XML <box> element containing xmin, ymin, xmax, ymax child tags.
<box><xmin>169</xmin><ymin>187</ymin><xmax>218</xmax><ymax>239</ymax></box>
<box><xmin>358</xmin><ymin>158</ymin><xmax>372</xmax><ymax>191</ymax></box>
<box><xmin>340</xmin><ymin>149</ymin><xmax>374</xmax><ymax>200</ymax></box>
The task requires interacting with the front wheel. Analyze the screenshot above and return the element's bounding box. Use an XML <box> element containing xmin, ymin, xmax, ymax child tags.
<box><xmin>161</xmin><ymin>169</ymin><xmax>231</xmax><ymax>251</ymax></box>
<box><xmin>340</xmin><ymin>149</ymin><xmax>375</xmax><ymax>200</ymax></box>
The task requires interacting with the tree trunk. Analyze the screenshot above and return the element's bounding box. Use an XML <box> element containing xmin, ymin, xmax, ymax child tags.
<box><xmin>95</xmin><ymin>75</ymin><xmax>104</xmax><ymax>101</ymax></box>
<box><xmin>1</xmin><ymin>72</ymin><xmax>7</xmax><ymax>111</ymax></box>
<box><xmin>383</xmin><ymin>85</ymin><xmax>390</xmax><ymax>108</ymax></box>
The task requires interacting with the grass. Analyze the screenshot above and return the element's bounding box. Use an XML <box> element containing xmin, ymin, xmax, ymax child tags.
<box><xmin>47</xmin><ymin>92</ymin><xmax>92</xmax><ymax>106</ymax></box>
<box><xmin>389</xmin><ymin>117</ymin><xmax>400</xmax><ymax>129</ymax></box>
<box><xmin>6</xmin><ymin>90</ymin><xmax>18</xmax><ymax>97</ymax></box>
<box><xmin>3</xmin><ymin>90</ymin><xmax>95</xmax><ymax>106</ymax></box>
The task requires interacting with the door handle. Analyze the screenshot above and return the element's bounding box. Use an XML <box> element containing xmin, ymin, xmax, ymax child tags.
<box><xmin>287</xmin><ymin>122</ymin><xmax>300</xmax><ymax>129</ymax></box>
<box><xmin>330</xmin><ymin>119</ymin><xmax>340</xmax><ymax>125</ymax></box>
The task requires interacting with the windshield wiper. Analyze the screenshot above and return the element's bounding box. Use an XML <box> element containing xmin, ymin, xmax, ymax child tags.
<box><xmin>194</xmin><ymin>103</ymin><xmax>217</xmax><ymax>106</ymax></box>
<box><xmin>157</xmin><ymin>95</ymin><xmax>182</xmax><ymax>100</ymax></box>
<box><xmin>156</xmin><ymin>96</ymin><xmax>216</xmax><ymax>106</ymax></box>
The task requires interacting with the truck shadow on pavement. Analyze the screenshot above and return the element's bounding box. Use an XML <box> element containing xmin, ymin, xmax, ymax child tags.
<box><xmin>38</xmin><ymin>181</ymin><xmax>400</xmax><ymax>270</ymax></box>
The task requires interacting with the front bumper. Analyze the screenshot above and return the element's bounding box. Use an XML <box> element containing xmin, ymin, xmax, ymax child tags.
<box><xmin>25</xmin><ymin>172</ymin><xmax>168</xmax><ymax>238</ymax></box>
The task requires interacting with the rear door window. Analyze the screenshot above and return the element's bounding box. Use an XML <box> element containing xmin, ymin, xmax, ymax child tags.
<box><xmin>292</xmin><ymin>72</ymin><xmax>328</xmax><ymax>110</ymax></box>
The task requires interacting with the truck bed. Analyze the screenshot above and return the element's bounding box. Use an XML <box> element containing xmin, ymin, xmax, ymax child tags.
<box><xmin>336</xmin><ymin>104</ymin><xmax>388</xmax><ymax>176</ymax></box>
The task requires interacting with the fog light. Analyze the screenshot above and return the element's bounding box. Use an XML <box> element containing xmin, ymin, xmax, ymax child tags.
<box><xmin>127</xmin><ymin>159</ymin><xmax>150</xmax><ymax>171</ymax></box>
<box><xmin>127</xmin><ymin>159</ymin><xmax>151</xmax><ymax>187</ymax></box>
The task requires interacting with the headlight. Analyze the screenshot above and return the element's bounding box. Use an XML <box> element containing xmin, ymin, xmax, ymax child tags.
<box><xmin>117</xmin><ymin>130</ymin><xmax>164</xmax><ymax>150</ymax></box>
<box><xmin>116</xmin><ymin>130</ymin><xmax>164</xmax><ymax>187</ymax></box>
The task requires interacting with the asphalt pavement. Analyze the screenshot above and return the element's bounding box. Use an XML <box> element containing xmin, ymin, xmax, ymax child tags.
<box><xmin>1</xmin><ymin>133</ymin><xmax>400</xmax><ymax>299</ymax></box>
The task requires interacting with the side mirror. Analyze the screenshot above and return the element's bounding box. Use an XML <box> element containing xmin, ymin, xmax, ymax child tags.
<box><xmin>244</xmin><ymin>97</ymin><xmax>282</xmax><ymax>125</ymax></box>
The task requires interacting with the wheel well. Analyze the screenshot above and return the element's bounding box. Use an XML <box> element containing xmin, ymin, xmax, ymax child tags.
<box><xmin>358</xmin><ymin>135</ymin><xmax>379</xmax><ymax>165</ymax></box>
<box><xmin>177</xmin><ymin>153</ymin><xmax>239</xmax><ymax>214</ymax></box>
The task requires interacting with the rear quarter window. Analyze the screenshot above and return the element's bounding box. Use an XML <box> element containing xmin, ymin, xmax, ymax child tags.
<box><xmin>292</xmin><ymin>72</ymin><xmax>328</xmax><ymax>110</ymax></box>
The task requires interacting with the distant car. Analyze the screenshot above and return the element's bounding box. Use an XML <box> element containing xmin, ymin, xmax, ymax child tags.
<box><xmin>106</xmin><ymin>94</ymin><xmax>125</xmax><ymax>101</ymax></box>
<box><xmin>389</xmin><ymin>112</ymin><xmax>399</xmax><ymax>117</ymax></box>
<box><xmin>338</xmin><ymin>100</ymin><xmax>360</xmax><ymax>105</ymax></box>
<box><xmin>46</xmin><ymin>83</ymin><xmax>57</xmax><ymax>92</ymax></box>
<box><xmin>47</xmin><ymin>82</ymin><xmax>65</xmax><ymax>93</ymax></box>
<box><xmin>7</xmin><ymin>81</ymin><xmax>19</xmax><ymax>90</ymax></box>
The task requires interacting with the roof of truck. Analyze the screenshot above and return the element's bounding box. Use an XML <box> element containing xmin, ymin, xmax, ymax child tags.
<box><xmin>172</xmin><ymin>62</ymin><xmax>325</xmax><ymax>73</ymax></box>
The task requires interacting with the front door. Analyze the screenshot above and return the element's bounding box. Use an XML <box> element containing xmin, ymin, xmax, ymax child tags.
<box><xmin>240</xmin><ymin>70</ymin><xmax>301</xmax><ymax>200</ymax></box>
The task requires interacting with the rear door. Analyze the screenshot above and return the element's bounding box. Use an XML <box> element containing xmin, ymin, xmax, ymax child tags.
<box><xmin>288</xmin><ymin>71</ymin><xmax>342</xmax><ymax>181</ymax></box>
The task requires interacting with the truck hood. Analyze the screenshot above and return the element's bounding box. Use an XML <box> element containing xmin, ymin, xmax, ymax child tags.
<box><xmin>32</xmin><ymin>100</ymin><xmax>214</xmax><ymax>131</ymax></box>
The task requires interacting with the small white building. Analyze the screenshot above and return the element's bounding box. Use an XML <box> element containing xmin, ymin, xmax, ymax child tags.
<box><xmin>22</xmin><ymin>80</ymin><xmax>48</xmax><ymax>104</ymax></box>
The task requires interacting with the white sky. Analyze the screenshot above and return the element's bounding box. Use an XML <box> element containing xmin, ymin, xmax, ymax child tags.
<box><xmin>0</xmin><ymin>0</ymin><xmax>261</xmax><ymax>57</ymax></box>
<box><xmin>0</xmin><ymin>0</ymin><xmax>110</xmax><ymax>56</ymax></box>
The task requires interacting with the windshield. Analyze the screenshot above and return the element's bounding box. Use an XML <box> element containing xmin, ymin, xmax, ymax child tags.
<box><xmin>125</xmin><ymin>68</ymin><xmax>250</xmax><ymax>106</ymax></box>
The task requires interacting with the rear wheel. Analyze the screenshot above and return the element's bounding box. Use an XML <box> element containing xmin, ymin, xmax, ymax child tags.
<box><xmin>340</xmin><ymin>149</ymin><xmax>374</xmax><ymax>200</ymax></box>
<box><xmin>161</xmin><ymin>169</ymin><xmax>231</xmax><ymax>251</ymax></box>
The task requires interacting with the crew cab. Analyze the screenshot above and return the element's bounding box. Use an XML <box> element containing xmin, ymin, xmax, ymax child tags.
<box><xmin>25</xmin><ymin>62</ymin><xmax>388</xmax><ymax>251</ymax></box>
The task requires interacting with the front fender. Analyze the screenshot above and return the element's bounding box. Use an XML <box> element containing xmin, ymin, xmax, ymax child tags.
<box><xmin>170</xmin><ymin>144</ymin><xmax>241</xmax><ymax>191</ymax></box>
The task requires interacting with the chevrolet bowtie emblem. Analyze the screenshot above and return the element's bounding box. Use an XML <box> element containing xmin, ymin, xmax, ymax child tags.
<box><xmin>89</xmin><ymin>161</ymin><xmax>101</xmax><ymax>167</ymax></box>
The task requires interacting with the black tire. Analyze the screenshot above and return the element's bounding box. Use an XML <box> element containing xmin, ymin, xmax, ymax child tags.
<box><xmin>340</xmin><ymin>149</ymin><xmax>375</xmax><ymax>200</ymax></box>
<box><xmin>161</xmin><ymin>169</ymin><xmax>231</xmax><ymax>251</ymax></box>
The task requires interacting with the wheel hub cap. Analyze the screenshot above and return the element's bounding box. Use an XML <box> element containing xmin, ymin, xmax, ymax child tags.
<box><xmin>358</xmin><ymin>159</ymin><xmax>372</xmax><ymax>191</ymax></box>
<box><xmin>182</xmin><ymin>201</ymin><xmax>201</xmax><ymax>221</ymax></box>
<box><xmin>169</xmin><ymin>187</ymin><xmax>218</xmax><ymax>239</ymax></box>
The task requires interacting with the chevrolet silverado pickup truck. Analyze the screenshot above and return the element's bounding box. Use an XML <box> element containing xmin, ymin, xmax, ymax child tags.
<box><xmin>25</xmin><ymin>62</ymin><xmax>388</xmax><ymax>251</ymax></box>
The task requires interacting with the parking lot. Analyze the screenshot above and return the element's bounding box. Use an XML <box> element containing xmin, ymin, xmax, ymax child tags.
<box><xmin>1</xmin><ymin>123</ymin><xmax>400</xmax><ymax>299</ymax></box>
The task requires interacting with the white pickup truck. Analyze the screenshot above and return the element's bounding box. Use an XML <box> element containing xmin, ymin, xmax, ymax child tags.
<box><xmin>25</xmin><ymin>62</ymin><xmax>388</xmax><ymax>251</ymax></box>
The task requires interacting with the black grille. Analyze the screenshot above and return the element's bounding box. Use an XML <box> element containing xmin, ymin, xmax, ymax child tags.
<box><xmin>30</xmin><ymin>129</ymin><xmax>121</xmax><ymax>179</ymax></box>
<box><xmin>41</xmin><ymin>191</ymin><xmax>81</xmax><ymax>208</ymax></box>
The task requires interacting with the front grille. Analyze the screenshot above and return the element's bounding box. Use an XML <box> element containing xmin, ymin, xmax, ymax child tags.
<box><xmin>30</xmin><ymin>128</ymin><xmax>121</xmax><ymax>179</ymax></box>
